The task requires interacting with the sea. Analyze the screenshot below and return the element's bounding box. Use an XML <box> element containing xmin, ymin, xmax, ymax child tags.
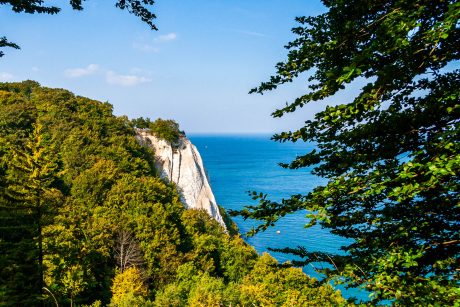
<box><xmin>187</xmin><ymin>133</ymin><xmax>372</xmax><ymax>303</ymax></box>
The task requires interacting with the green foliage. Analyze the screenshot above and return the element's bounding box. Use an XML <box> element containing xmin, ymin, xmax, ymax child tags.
<box><xmin>130</xmin><ymin>117</ymin><xmax>150</xmax><ymax>129</ymax></box>
<box><xmin>0</xmin><ymin>81</ymin><xmax>343</xmax><ymax>306</ymax></box>
<box><xmin>218</xmin><ymin>204</ymin><xmax>240</xmax><ymax>237</ymax></box>
<box><xmin>154</xmin><ymin>253</ymin><xmax>343</xmax><ymax>307</ymax></box>
<box><xmin>0</xmin><ymin>81</ymin><xmax>173</xmax><ymax>305</ymax></box>
<box><xmin>238</xmin><ymin>253</ymin><xmax>343</xmax><ymax>307</ymax></box>
<box><xmin>130</xmin><ymin>117</ymin><xmax>182</xmax><ymax>143</ymax></box>
<box><xmin>149</xmin><ymin>118</ymin><xmax>182</xmax><ymax>143</ymax></box>
<box><xmin>110</xmin><ymin>266</ymin><xmax>148</xmax><ymax>306</ymax></box>
<box><xmin>0</xmin><ymin>122</ymin><xmax>63</xmax><ymax>305</ymax></box>
<box><xmin>81</xmin><ymin>301</ymin><xmax>102</xmax><ymax>307</ymax></box>
<box><xmin>0</xmin><ymin>36</ymin><xmax>20</xmax><ymax>58</ymax></box>
<box><xmin>0</xmin><ymin>0</ymin><xmax>158</xmax><ymax>57</ymax></box>
<box><xmin>231</xmin><ymin>0</ymin><xmax>460</xmax><ymax>305</ymax></box>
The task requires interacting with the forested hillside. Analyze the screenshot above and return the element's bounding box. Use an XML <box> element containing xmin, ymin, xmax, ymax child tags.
<box><xmin>0</xmin><ymin>81</ymin><xmax>343</xmax><ymax>306</ymax></box>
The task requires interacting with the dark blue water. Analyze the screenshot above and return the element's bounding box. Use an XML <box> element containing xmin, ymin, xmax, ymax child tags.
<box><xmin>188</xmin><ymin>133</ymin><xmax>371</xmax><ymax>302</ymax></box>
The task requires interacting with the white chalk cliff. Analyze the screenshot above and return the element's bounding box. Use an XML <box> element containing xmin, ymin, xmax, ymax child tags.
<box><xmin>135</xmin><ymin>130</ymin><xmax>226</xmax><ymax>228</ymax></box>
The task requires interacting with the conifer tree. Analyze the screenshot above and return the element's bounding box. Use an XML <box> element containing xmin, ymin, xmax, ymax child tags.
<box><xmin>0</xmin><ymin>123</ymin><xmax>63</xmax><ymax>305</ymax></box>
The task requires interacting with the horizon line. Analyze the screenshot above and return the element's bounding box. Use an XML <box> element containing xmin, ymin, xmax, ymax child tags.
<box><xmin>186</xmin><ymin>131</ymin><xmax>280</xmax><ymax>134</ymax></box>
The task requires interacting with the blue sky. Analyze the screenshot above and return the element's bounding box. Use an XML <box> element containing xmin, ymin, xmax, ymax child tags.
<box><xmin>1</xmin><ymin>0</ymin><xmax>361</xmax><ymax>133</ymax></box>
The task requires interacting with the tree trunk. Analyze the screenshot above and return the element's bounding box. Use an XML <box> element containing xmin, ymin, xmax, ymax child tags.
<box><xmin>38</xmin><ymin>205</ymin><xmax>44</xmax><ymax>307</ymax></box>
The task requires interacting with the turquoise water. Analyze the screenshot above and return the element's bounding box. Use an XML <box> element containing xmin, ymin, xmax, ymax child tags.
<box><xmin>188</xmin><ymin>133</ymin><xmax>371</xmax><ymax>302</ymax></box>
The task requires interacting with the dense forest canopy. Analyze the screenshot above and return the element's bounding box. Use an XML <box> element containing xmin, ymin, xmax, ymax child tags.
<box><xmin>231</xmin><ymin>0</ymin><xmax>460</xmax><ymax>305</ymax></box>
<box><xmin>0</xmin><ymin>81</ymin><xmax>344</xmax><ymax>306</ymax></box>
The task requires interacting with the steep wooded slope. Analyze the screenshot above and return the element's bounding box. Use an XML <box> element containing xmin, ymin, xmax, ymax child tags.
<box><xmin>0</xmin><ymin>81</ymin><xmax>343</xmax><ymax>306</ymax></box>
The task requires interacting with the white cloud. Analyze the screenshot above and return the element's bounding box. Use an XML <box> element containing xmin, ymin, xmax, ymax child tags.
<box><xmin>0</xmin><ymin>72</ymin><xmax>15</xmax><ymax>80</ymax></box>
<box><xmin>64</xmin><ymin>64</ymin><xmax>99</xmax><ymax>77</ymax></box>
<box><xmin>133</xmin><ymin>43</ymin><xmax>159</xmax><ymax>52</ymax></box>
<box><xmin>63</xmin><ymin>65</ymin><xmax>151</xmax><ymax>86</ymax></box>
<box><xmin>130</xmin><ymin>67</ymin><xmax>154</xmax><ymax>76</ymax></box>
<box><xmin>130</xmin><ymin>67</ymin><xmax>143</xmax><ymax>75</ymax></box>
<box><xmin>105</xmin><ymin>71</ymin><xmax>152</xmax><ymax>86</ymax></box>
<box><xmin>238</xmin><ymin>30</ymin><xmax>267</xmax><ymax>37</ymax></box>
<box><xmin>155</xmin><ymin>33</ymin><xmax>177</xmax><ymax>42</ymax></box>
<box><xmin>130</xmin><ymin>67</ymin><xmax>143</xmax><ymax>74</ymax></box>
<box><xmin>32</xmin><ymin>66</ymin><xmax>39</xmax><ymax>72</ymax></box>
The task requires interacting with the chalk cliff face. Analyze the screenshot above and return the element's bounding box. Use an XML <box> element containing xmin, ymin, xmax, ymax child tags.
<box><xmin>135</xmin><ymin>130</ymin><xmax>226</xmax><ymax>228</ymax></box>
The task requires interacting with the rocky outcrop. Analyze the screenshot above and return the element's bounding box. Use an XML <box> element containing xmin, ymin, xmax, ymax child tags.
<box><xmin>135</xmin><ymin>130</ymin><xmax>226</xmax><ymax>228</ymax></box>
